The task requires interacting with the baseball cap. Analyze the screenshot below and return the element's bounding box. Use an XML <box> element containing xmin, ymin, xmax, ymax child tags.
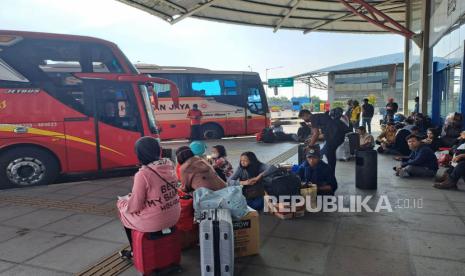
<box><xmin>306</xmin><ymin>146</ymin><xmax>321</xmax><ymax>158</ymax></box>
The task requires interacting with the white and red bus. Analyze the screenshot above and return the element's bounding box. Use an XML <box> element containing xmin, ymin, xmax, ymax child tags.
<box><xmin>0</xmin><ymin>31</ymin><xmax>178</xmax><ymax>187</ymax></box>
<box><xmin>136</xmin><ymin>64</ymin><xmax>270</xmax><ymax>140</ymax></box>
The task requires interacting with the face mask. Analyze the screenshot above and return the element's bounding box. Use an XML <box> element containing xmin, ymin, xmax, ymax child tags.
<box><xmin>211</xmin><ymin>153</ymin><xmax>219</xmax><ymax>158</ymax></box>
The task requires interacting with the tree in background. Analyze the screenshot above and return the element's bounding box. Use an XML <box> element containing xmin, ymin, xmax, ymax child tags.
<box><xmin>332</xmin><ymin>101</ymin><xmax>345</xmax><ymax>109</ymax></box>
<box><xmin>368</xmin><ymin>94</ymin><xmax>377</xmax><ymax>106</ymax></box>
<box><xmin>268</xmin><ymin>96</ymin><xmax>291</xmax><ymax>110</ymax></box>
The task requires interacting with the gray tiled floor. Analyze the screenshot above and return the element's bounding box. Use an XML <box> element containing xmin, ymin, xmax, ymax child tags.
<box><xmin>25</xmin><ymin>237</ymin><xmax>124</xmax><ymax>273</ymax></box>
<box><xmin>0</xmin><ymin>137</ymin><xmax>464</xmax><ymax>275</ymax></box>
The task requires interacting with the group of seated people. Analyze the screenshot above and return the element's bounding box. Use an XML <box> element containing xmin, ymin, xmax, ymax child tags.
<box><xmin>373</xmin><ymin>112</ymin><xmax>465</xmax><ymax>190</ymax></box>
<box><xmin>116</xmin><ymin>136</ymin><xmax>338</xmax><ymax>259</ymax></box>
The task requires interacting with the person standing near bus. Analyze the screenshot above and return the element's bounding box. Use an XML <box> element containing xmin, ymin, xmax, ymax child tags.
<box><xmin>187</xmin><ymin>104</ymin><xmax>203</xmax><ymax>140</ymax></box>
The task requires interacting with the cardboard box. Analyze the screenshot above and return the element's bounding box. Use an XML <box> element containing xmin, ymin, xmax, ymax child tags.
<box><xmin>264</xmin><ymin>195</ymin><xmax>305</xmax><ymax>219</ymax></box>
<box><xmin>233</xmin><ymin>209</ymin><xmax>259</xmax><ymax>258</ymax></box>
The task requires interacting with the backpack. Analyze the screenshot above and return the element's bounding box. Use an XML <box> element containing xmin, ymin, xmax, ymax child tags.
<box><xmin>326</xmin><ymin>110</ymin><xmax>351</xmax><ymax>145</ymax></box>
<box><xmin>261</xmin><ymin>127</ymin><xmax>275</xmax><ymax>143</ymax></box>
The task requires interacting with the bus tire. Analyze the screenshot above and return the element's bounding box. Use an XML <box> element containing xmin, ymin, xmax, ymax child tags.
<box><xmin>202</xmin><ymin>124</ymin><xmax>224</xmax><ymax>140</ymax></box>
<box><xmin>0</xmin><ymin>147</ymin><xmax>60</xmax><ymax>188</ymax></box>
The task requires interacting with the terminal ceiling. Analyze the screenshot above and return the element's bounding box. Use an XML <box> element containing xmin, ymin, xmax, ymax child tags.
<box><xmin>117</xmin><ymin>0</ymin><xmax>407</xmax><ymax>35</ymax></box>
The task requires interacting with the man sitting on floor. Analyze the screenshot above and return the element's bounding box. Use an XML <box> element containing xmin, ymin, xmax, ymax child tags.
<box><xmin>298</xmin><ymin>145</ymin><xmax>337</xmax><ymax>195</ymax></box>
<box><xmin>394</xmin><ymin>134</ymin><xmax>438</xmax><ymax>178</ymax></box>
<box><xmin>356</xmin><ymin>126</ymin><xmax>374</xmax><ymax>150</ymax></box>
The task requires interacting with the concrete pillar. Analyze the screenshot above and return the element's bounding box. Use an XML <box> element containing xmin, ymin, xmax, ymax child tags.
<box><xmin>403</xmin><ymin>0</ymin><xmax>410</xmax><ymax>115</ymax></box>
<box><xmin>419</xmin><ymin>0</ymin><xmax>431</xmax><ymax>114</ymax></box>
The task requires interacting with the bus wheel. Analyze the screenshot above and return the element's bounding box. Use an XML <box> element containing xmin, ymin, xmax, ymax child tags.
<box><xmin>0</xmin><ymin>147</ymin><xmax>60</xmax><ymax>188</ymax></box>
<box><xmin>202</xmin><ymin>124</ymin><xmax>224</xmax><ymax>140</ymax></box>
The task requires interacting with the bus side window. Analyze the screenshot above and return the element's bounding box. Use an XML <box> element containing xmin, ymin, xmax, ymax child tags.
<box><xmin>223</xmin><ymin>79</ymin><xmax>238</xmax><ymax>95</ymax></box>
<box><xmin>153</xmin><ymin>83</ymin><xmax>171</xmax><ymax>98</ymax></box>
<box><xmin>247</xmin><ymin>87</ymin><xmax>264</xmax><ymax>115</ymax></box>
<box><xmin>191</xmin><ymin>79</ymin><xmax>221</xmax><ymax>96</ymax></box>
<box><xmin>96</xmin><ymin>83</ymin><xmax>140</xmax><ymax>132</ymax></box>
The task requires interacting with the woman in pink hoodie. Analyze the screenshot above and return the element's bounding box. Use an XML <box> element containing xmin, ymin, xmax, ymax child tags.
<box><xmin>117</xmin><ymin>137</ymin><xmax>180</xmax><ymax>259</ymax></box>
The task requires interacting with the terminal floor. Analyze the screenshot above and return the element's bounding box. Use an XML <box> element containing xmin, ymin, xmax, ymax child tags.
<box><xmin>0</xmin><ymin>138</ymin><xmax>464</xmax><ymax>275</ymax></box>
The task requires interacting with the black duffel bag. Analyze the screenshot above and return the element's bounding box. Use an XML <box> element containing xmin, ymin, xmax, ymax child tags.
<box><xmin>262</xmin><ymin>166</ymin><xmax>301</xmax><ymax>198</ymax></box>
<box><xmin>261</xmin><ymin>128</ymin><xmax>275</xmax><ymax>143</ymax></box>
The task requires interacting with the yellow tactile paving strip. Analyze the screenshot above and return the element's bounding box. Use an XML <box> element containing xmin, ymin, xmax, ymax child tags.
<box><xmin>0</xmin><ymin>196</ymin><xmax>116</xmax><ymax>217</ymax></box>
<box><xmin>77</xmin><ymin>245</ymin><xmax>132</xmax><ymax>276</ymax></box>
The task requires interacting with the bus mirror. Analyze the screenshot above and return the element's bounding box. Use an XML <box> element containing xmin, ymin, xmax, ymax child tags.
<box><xmin>146</xmin><ymin>83</ymin><xmax>159</xmax><ymax>110</ymax></box>
<box><xmin>170</xmin><ymin>84</ymin><xmax>180</xmax><ymax>108</ymax></box>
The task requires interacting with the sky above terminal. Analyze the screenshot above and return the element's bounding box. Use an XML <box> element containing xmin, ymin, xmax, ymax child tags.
<box><xmin>1</xmin><ymin>0</ymin><xmax>404</xmax><ymax>99</ymax></box>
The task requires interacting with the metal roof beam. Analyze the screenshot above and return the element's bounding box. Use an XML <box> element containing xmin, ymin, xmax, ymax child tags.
<box><xmin>303</xmin><ymin>0</ymin><xmax>401</xmax><ymax>34</ymax></box>
<box><xmin>337</xmin><ymin>0</ymin><xmax>414</xmax><ymax>38</ymax></box>
<box><xmin>170</xmin><ymin>0</ymin><xmax>220</xmax><ymax>25</ymax></box>
<box><xmin>116</xmin><ymin>0</ymin><xmax>173</xmax><ymax>22</ymax></box>
<box><xmin>156</xmin><ymin>0</ymin><xmax>187</xmax><ymax>13</ymax></box>
<box><xmin>273</xmin><ymin>0</ymin><xmax>304</xmax><ymax>33</ymax></box>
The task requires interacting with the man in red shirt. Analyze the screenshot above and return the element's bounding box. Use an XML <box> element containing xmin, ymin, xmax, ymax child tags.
<box><xmin>187</xmin><ymin>104</ymin><xmax>203</xmax><ymax>140</ymax></box>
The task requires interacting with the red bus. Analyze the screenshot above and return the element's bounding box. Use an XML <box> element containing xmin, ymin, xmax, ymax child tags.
<box><xmin>0</xmin><ymin>31</ymin><xmax>178</xmax><ymax>187</ymax></box>
<box><xmin>136</xmin><ymin>64</ymin><xmax>270</xmax><ymax>140</ymax></box>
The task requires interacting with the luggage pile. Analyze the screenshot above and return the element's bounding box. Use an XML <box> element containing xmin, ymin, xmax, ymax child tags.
<box><xmin>193</xmin><ymin>187</ymin><xmax>260</xmax><ymax>260</ymax></box>
<box><xmin>262</xmin><ymin>165</ymin><xmax>306</xmax><ymax>219</ymax></box>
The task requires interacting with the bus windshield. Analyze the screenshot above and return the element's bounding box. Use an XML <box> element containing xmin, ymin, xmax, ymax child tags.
<box><xmin>139</xmin><ymin>84</ymin><xmax>158</xmax><ymax>133</ymax></box>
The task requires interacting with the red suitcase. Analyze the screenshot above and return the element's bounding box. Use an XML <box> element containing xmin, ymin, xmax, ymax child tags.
<box><xmin>176</xmin><ymin>190</ymin><xmax>199</xmax><ymax>249</ymax></box>
<box><xmin>132</xmin><ymin>228</ymin><xmax>181</xmax><ymax>275</ymax></box>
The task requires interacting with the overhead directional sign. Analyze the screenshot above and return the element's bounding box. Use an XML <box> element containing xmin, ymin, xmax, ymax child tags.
<box><xmin>268</xmin><ymin>77</ymin><xmax>294</xmax><ymax>87</ymax></box>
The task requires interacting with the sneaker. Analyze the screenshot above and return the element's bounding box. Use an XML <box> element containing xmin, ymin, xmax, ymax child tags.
<box><xmin>119</xmin><ymin>249</ymin><xmax>133</xmax><ymax>260</ymax></box>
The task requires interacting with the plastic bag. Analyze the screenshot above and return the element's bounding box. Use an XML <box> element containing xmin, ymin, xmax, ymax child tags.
<box><xmin>193</xmin><ymin>186</ymin><xmax>248</xmax><ymax>219</ymax></box>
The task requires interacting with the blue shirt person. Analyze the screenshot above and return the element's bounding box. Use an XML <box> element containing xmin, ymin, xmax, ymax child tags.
<box><xmin>298</xmin><ymin>145</ymin><xmax>337</xmax><ymax>195</ymax></box>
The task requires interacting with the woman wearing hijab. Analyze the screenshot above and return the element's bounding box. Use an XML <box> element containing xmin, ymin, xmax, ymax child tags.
<box><xmin>176</xmin><ymin>146</ymin><xmax>226</xmax><ymax>193</ymax></box>
<box><xmin>117</xmin><ymin>136</ymin><xmax>180</xmax><ymax>259</ymax></box>
<box><xmin>227</xmin><ymin>152</ymin><xmax>269</xmax><ymax>211</ymax></box>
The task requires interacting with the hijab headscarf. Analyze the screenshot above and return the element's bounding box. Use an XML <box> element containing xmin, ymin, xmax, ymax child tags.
<box><xmin>134</xmin><ymin>136</ymin><xmax>161</xmax><ymax>165</ymax></box>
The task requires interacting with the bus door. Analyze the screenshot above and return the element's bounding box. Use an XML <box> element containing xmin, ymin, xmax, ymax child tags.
<box><xmin>60</xmin><ymin>81</ymin><xmax>99</xmax><ymax>173</ymax></box>
<box><xmin>94</xmin><ymin>81</ymin><xmax>142</xmax><ymax>169</ymax></box>
<box><xmin>243</xmin><ymin>76</ymin><xmax>267</xmax><ymax>134</ymax></box>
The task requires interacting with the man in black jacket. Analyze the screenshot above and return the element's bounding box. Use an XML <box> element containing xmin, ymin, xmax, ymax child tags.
<box><xmin>299</xmin><ymin>109</ymin><xmax>349</xmax><ymax>176</ymax></box>
<box><xmin>361</xmin><ymin>98</ymin><xmax>374</xmax><ymax>134</ymax></box>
